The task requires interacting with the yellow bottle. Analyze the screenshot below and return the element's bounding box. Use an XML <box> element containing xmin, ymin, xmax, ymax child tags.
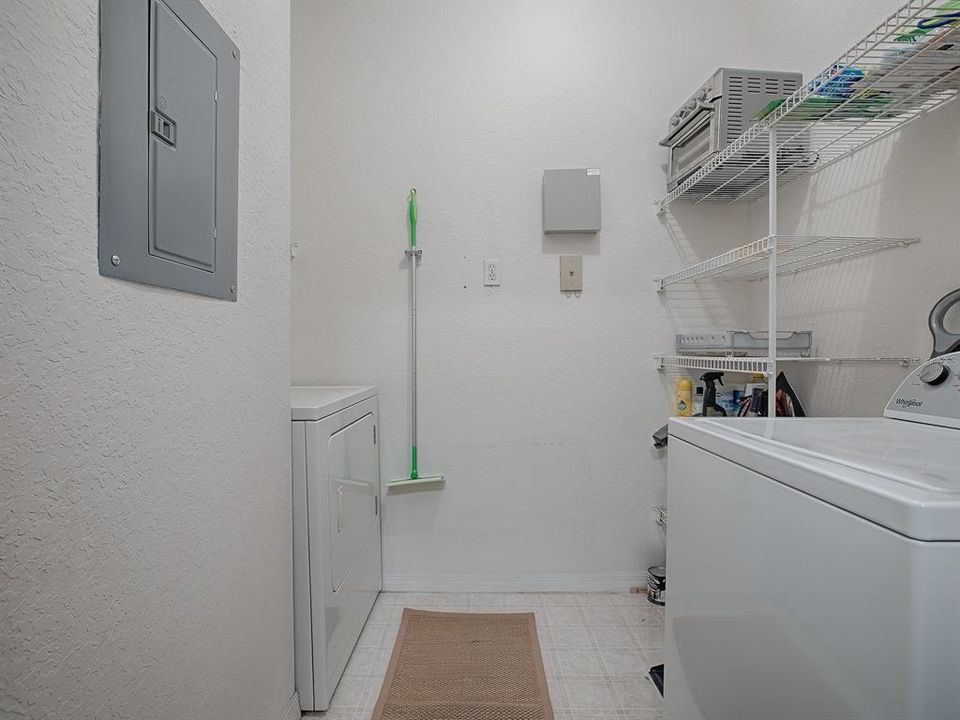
<box><xmin>676</xmin><ymin>378</ymin><xmax>693</xmax><ymax>417</ymax></box>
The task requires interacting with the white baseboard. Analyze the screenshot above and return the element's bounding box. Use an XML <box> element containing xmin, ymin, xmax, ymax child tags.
<box><xmin>278</xmin><ymin>690</ymin><xmax>300</xmax><ymax>720</ymax></box>
<box><xmin>382</xmin><ymin>572</ymin><xmax>641</xmax><ymax>593</ymax></box>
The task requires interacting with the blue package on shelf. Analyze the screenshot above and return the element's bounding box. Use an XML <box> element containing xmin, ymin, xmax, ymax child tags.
<box><xmin>811</xmin><ymin>64</ymin><xmax>865</xmax><ymax>98</ymax></box>
<box><xmin>716</xmin><ymin>388</ymin><xmax>744</xmax><ymax>416</ymax></box>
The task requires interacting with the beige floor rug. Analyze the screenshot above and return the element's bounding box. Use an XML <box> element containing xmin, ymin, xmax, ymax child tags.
<box><xmin>371</xmin><ymin>608</ymin><xmax>554</xmax><ymax>720</ymax></box>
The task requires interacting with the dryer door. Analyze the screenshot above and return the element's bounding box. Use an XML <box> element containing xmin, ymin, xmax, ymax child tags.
<box><xmin>327</xmin><ymin>412</ymin><xmax>379</xmax><ymax>591</ymax></box>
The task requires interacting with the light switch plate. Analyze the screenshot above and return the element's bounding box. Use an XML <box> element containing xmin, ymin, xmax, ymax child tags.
<box><xmin>560</xmin><ymin>255</ymin><xmax>582</xmax><ymax>292</ymax></box>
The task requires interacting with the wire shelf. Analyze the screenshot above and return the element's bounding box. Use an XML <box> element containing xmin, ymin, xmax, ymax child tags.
<box><xmin>656</xmin><ymin>235</ymin><xmax>920</xmax><ymax>289</ymax></box>
<box><xmin>656</xmin><ymin>355</ymin><xmax>771</xmax><ymax>374</ymax></box>
<box><xmin>657</xmin><ymin>1</ymin><xmax>960</xmax><ymax>208</ymax></box>
<box><xmin>654</xmin><ymin>355</ymin><xmax>921</xmax><ymax>374</ymax></box>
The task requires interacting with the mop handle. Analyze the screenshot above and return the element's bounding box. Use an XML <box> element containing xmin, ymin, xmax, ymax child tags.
<box><xmin>408</xmin><ymin>189</ymin><xmax>419</xmax><ymax>479</ymax></box>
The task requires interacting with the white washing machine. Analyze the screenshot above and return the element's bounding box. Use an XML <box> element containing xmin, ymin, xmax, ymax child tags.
<box><xmin>291</xmin><ymin>386</ymin><xmax>382</xmax><ymax>712</ymax></box>
<box><xmin>664</xmin><ymin>354</ymin><xmax>960</xmax><ymax>720</ymax></box>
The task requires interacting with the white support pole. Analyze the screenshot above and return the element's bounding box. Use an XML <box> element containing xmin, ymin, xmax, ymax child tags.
<box><xmin>767</xmin><ymin>128</ymin><xmax>778</xmax><ymax>421</ymax></box>
<box><xmin>405</xmin><ymin>247</ymin><xmax>422</xmax><ymax>452</ymax></box>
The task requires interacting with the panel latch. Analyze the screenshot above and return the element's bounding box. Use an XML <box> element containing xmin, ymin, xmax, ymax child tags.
<box><xmin>150</xmin><ymin>110</ymin><xmax>177</xmax><ymax>147</ymax></box>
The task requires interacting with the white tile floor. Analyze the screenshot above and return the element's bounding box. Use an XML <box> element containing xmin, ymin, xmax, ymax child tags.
<box><xmin>311</xmin><ymin>592</ymin><xmax>665</xmax><ymax>720</ymax></box>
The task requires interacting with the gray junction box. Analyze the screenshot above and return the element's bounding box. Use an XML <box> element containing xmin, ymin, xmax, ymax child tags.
<box><xmin>542</xmin><ymin>168</ymin><xmax>601</xmax><ymax>234</ymax></box>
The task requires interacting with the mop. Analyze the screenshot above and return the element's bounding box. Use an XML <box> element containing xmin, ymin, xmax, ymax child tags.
<box><xmin>389</xmin><ymin>189</ymin><xmax>445</xmax><ymax>488</ymax></box>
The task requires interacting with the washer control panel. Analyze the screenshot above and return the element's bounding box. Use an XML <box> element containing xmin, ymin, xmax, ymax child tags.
<box><xmin>884</xmin><ymin>352</ymin><xmax>960</xmax><ymax>428</ymax></box>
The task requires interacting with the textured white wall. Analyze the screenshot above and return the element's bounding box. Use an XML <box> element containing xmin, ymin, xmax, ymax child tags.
<box><xmin>289</xmin><ymin>0</ymin><xmax>769</xmax><ymax>591</ymax></box>
<box><xmin>0</xmin><ymin>1</ymin><xmax>294</xmax><ymax>718</ymax></box>
<box><xmin>291</xmin><ymin>0</ymin><xmax>953</xmax><ymax>590</ymax></box>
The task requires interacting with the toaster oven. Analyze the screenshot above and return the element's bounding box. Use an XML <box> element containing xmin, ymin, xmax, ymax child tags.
<box><xmin>661</xmin><ymin>68</ymin><xmax>803</xmax><ymax>191</ymax></box>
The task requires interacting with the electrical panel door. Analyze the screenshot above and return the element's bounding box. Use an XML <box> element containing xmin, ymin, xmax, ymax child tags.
<box><xmin>149</xmin><ymin>1</ymin><xmax>218</xmax><ymax>271</ymax></box>
<box><xmin>99</xmin><ymin>0</ymin><xmax>239</xmax><ymax>300</ymax></box>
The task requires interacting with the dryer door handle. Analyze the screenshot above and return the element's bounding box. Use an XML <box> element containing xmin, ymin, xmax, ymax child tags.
<box><xmin>336</xmin><ymin>486</ymin><xmax>344</xmax><ymax>533</ymax></box>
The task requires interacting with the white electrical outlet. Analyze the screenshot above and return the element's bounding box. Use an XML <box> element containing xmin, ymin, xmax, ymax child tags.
<box><xmin>483</xmin><ymin>259</ymin><xmax>500</xmax><ymax>286</ymax></box>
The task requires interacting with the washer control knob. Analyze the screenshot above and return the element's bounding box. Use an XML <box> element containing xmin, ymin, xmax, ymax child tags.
<box><xmin>919</xmin><ymin>361</ymin><xmax>950</xmax><ymax>385</ymax></box>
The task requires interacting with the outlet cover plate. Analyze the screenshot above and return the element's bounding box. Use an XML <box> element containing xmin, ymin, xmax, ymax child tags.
<box><xmin>560</xmin><ymin>255</ymin><xmax>582</xmax><ymax>292</ymax></box>
<box><xmin>484</xmin><ymin>258</ymin><xmax>500</xmax><ymax>286</ymax></box>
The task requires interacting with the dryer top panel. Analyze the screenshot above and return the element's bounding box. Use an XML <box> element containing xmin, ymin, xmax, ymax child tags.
<box><xmin>291</xmin><ymin>385</ymin><xmax>376</xmax><ymax>421</ymax></box>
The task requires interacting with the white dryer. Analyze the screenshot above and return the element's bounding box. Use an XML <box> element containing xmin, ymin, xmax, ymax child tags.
<box><xmin>664</xmin><ymin>354</ymin><xmax>960</xmax><ymax>720</ymax></box>
<box><xmin>291</xmin><ymin>386</ymin><xmax>382</xmax><ymax>712</ymax></box>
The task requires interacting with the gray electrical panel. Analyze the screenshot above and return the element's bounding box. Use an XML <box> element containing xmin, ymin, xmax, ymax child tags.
<box><xmin>542</xmin><ymin>168</ymin><xmax>601</xmax><ymax>234</ymax></box>
<box><xmin>99</xmin><ymin>0</ymin><xmax>240</xmax><ymax>300</ymax></box>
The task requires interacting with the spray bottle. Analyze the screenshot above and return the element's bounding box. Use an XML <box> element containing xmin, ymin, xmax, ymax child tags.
<box><xmin>700</xmin><ymin>372</ymin><xmax>727</xmax><ymax>416</ymax></box>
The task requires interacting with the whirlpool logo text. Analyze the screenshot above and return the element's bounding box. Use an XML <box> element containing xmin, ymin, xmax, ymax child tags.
<box><xmin>895</xmin><ymin>398</ymin><xmax>923</xmax><ymax>408</ymax></box>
